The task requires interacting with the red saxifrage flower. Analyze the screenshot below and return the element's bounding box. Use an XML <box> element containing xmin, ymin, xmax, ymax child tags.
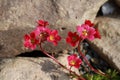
<box><xmin>94</xmin><ymin>28</ymin><xmax>101</xmax><ymax>39</ymax></box>
<box><xmin>77</xmin><ymin>24</ymin><xmax>96</xmax><ymax>41</ymax></box>
<box><xmin>47</xmin><ymin>30</ymin><xmax>61</xmax><ymax>46</ymax></box>
<box><xmin>84</xmin><ymin>20</ymin><xmax>101</xmax><ymax>39</ymax></box>
<box><xmin>34</xmin><ymin>27</ymin><xmax>51</xmax><ymax>42</ymax></box>
<box><xmin>24</xmin><ymin>20</ymin><xmax>61</xmax><ymax>49</ymax></box>
<box><xmin>23</xmin><ymin>19</ymin><xmax>104</xmax><ymax>80</ymax></box>
<box><xmin>85</xmin><ymin>20</ymin><xmax>94</xmax><ymax>27</ymax></box>
<box><xmin>37</xmin><ymin>20</ymin><xmax>49</xmax><ymax>27</ymax></box>
<box><xmin>24</xmin><ymin>32</ymin><xmax>39</xmax><ymax>50</ymax></box>
<box><xmin>66</xmin><ymin>32</ymin><xmax>80</xmax><ymax>47</ymax></box>
<box><xmin>67</xmin><ymin>54</ymin><xmax>82</xmax><ymax>68</ymax></box>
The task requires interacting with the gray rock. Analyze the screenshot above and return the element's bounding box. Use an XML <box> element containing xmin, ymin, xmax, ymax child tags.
<box><xmin>101</xmin><ymin>1</ymin><xmax>116</xmax><ymax>15</ymax></box>
<box><xmin>0</xmin><ymin>28</ymin><xmax>33</xmax><ymax>57</ymax></box>
<box><xmin>99</xmin><ymin>0</ymin><xmax>120</xmax><ymax>17</ymax></box>
<box><xmin>0</xmin><ymin>0</ymin><xmax>107</xmax><ymax>57</ymax></box>
<box><xmin>88</xmin><ymin>17</ymin><xmax>120</xmax><ymax>72</ymax></box>
<box><xmin>0</xmin><ymin>57</ymin><xmax>70</xmax><ymax>80</ymax></box>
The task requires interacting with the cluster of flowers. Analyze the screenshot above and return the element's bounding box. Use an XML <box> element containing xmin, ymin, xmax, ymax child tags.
<box><xmin>23</xmin><ymin>19</ymin><xmax>102</xmax><ymax>80</ymax></box>
<box><xmin>24</xmin><ymin>19</ymin><xmax>101</xmax><ymax>68</ymax></box>
<box><xmin>24</xmin><ymin>20</ymin><xmax>61</xmax><ymax>50</ymax></box>
<box><xmin>66</xmin><ymin>20</ymin><xmax>101</xmax><ymax>47</ymax></box>
<box><xmin>67</xmin><ymin>20</ymin><xmax>101</xmax><ymax>69</ymax></box>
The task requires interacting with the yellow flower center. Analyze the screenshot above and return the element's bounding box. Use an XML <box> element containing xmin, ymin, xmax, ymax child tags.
<box><xmin>50</xmin><ymin>35</ymin><xmax>54</xmax><ymax>41</ymax></box>
<box><xmin>70</xmin><ymin>60</ymin><xmax>76</xmax><ymax>65</ymax></box>
<box><xmin>40</xmin><ymin>32</ymin><xmax>47</xmax><ymax>38</ymax></box>
<box><xmin>31</xmin><ymin>39</ymin><xmax>35</xmax><ymax>43</ymax></box>
<box><xmin>82</xmin><ymin>29</ymin><xmax>88</xmax><ymax>36</ymax></box>
<box><xmin>72</xmin><ymin>37</ymin><xmax>77</xmax><ymax>42</ymax></box>
<box><xmin>39</xmin><ymin>32</ymin><xmax>49</xmax><ymax>41</ymax></box>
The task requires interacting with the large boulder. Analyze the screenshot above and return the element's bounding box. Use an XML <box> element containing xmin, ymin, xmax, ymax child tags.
<box><xmin>0</xmin><ymin>57</ymin><xmax>70</xmax><ymax>80</ymax></box>
<box><xmin>88</xmin><ymin>17</ymin><xmax>120</xmax><ymax>72</ymax></box>
<box><xmin>0</xmin><ymin>0</ymin><xmax>107</xmax><ymax>57</ymax></box>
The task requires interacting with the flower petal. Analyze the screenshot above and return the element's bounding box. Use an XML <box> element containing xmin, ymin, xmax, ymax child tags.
<box><xmin>30</xmin><ymin>32</ymin><xmax>36</xmax><ymax>38</ymax></box>
<box><xmin>24</xmin><ymin>34</ymin><xmax>30</xmax><ymax>41</ymax></box>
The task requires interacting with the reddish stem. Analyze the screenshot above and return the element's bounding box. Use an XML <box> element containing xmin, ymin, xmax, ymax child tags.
<box><xmin>39</xmin><ymin>44</ymin><xmax>86</xmax><ymax>80</ymax></box>
<box><xmin>77</xmin><ymin>40</ymin><xmax>108</xmax><ymax>77</ymax></box>
<box><xmin>69</xmin><ymin>66</ymin><xmax>72</xmax><ymax>74</ymax></box>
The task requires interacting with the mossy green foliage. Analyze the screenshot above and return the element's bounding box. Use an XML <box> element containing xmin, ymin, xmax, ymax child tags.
<box><xmin>83</xmin><ymin>69</ymin><xmax>120</xmax><ymax>80</ymax></box>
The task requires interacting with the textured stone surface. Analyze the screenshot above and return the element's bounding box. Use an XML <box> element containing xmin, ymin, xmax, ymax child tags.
<box><xmin>88</xmin><ymin>17</ymin><xmax>120</xmax><ymax>72</ymax></box>
<box><xmin>0</xmin><ymin>0</ymin><xmax>107</xmax><ymax>30</ymax></box>
<box><xmin>0</xmin><ymin>0</ymin><xmax>107</xmax><ymax>57</ymax></box>
<box><xmin>0</xmin><ymin>28</ymin><xmax>33</xmax><ymax>57</ymax></box>
<box><xmin>0</xmin><ymin>57</ymin><xmax>70</xmax><ymax>80</ymax></box>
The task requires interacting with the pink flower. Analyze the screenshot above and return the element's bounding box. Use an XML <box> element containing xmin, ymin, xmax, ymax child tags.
<box><xmin>47</xmin><ymin>30</ymin><xmax>61</xmax><ymax>46</ymax></box>
<box><xmin>85</xmin><ymin>20</ymin><xmax>94</xmax><ymax>27</ymax></box>
<box><xmin>66</xmin><ymin>32</ymin><xmax>80</xmax><ymax>47</ymax></box>
<box><xmin>24</xmin><ymin>32</ymin><xmax>39</xmax><ymax>50</ymax></box>
<box><xmin>84</xmin><ymin>20</ymin><xmax>101</xmax><ymax>39</ymax></box>
<box><xmin>67</xmin><ymin>54</ymin><xmax>82</xmax><ymax>68</ymax></box>
<box><xmin>77</xmin><ymin>24</ymin><xmax>96</xmax><ymax>41</ymax></box>
<box><xmin>37</xmin><ymin>20</ymin><xmax>49</xmax><ymax>27</ymax></box>
<box><xmin>34</xmin><ymin>27</ymin><xmax>51</xmax><ymax>42</ymax></box>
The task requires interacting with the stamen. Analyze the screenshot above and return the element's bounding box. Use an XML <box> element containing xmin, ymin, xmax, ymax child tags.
<box><xmin>82</xmin><ymin>29</ymin><xmax>88</xmax><ymax>36</ymax></box>
<box><xmin>31</xmin><ymin>39</ymin><xmax>35</xmax><ymax>43</ymax></box>
<box><xmin>70</xmin><ymin>60</ymin><xmax>76</xmax><ymax>65</ymax></box>
<box><xmin>50</xmin><ymin>35</ymin><xmax>54</xmax><ymax>41</ymax></box>
<box><xmin>72</xmin><ymin>37</ymin><xmax>77</xmax><ymax>41</ymax></box>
